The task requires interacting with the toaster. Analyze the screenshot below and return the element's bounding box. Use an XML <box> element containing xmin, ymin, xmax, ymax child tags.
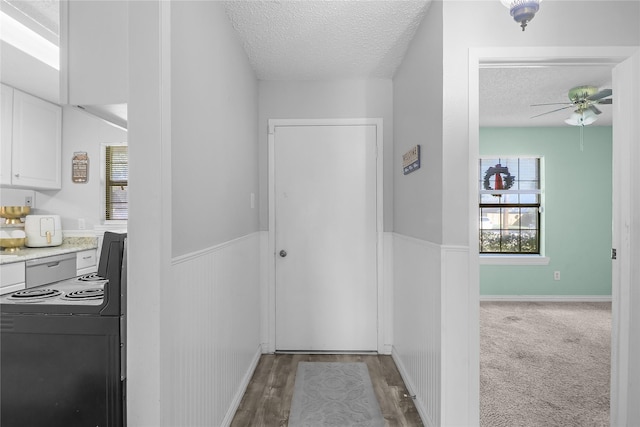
<box><xmin>24</xmin><ymin>215</ymin><xmax>63</xmax><ymax>247</ymax></box>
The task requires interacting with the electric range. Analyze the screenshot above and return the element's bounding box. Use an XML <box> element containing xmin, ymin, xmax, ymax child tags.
<box><xmin>1</xmin><ymin>232</ymin><xmax>127</xmax><ymax>427</ymax></box>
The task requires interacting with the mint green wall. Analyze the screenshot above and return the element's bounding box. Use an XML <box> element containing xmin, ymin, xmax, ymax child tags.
<box><xmin>480</xmin><ymin>127</ymin><xmax>612</xmax><ymax>296</ymax></box>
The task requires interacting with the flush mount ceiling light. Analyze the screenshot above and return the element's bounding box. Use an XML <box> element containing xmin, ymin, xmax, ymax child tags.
<box><xmin>501</xmin><ymin>0</ymin><xmax>541</xmax><ymax>31</ymax></box>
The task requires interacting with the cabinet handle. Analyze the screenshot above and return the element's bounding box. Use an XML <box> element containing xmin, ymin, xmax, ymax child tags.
<box><xmin>14</xmin><ymin>173</ymin><xmax>20</xmax><ymax>178</ymax></box>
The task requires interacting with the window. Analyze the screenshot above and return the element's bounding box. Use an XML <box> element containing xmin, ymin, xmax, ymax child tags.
<box><xmin>104</xmin><ymin>144</ymin><xmax>128</xmax><ymax>221</ymax></box>
<box><xmin>479</xmin><ymin>157</ymin><xmax>541</xmax><ymax>254</ymax></box>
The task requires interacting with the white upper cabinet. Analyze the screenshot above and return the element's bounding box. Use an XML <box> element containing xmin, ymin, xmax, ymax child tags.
<box><xmin>1</xmin><ymin>84</ymin><xmax>14</xmax><ymax>186</ymax></box>
<box><xmin>1</xmin><ymin>84</ymin><xmax>62</xmax><ymax>190</ymax></box>
<box><xmin>65</xmin><ymin>1</ymin><xmax>128</xmax><ymax>106</ymax></box>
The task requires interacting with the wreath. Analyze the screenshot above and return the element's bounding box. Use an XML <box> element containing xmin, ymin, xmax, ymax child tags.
<box><xmin>483</xmin><ymin>164</ymin><xmax>515</xmax><ymax>194</ymax></box>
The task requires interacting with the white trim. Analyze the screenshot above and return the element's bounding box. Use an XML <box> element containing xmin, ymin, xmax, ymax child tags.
<box><xmin>391</xmin><ymin>347</ymin><xmax>433</xmax><ymax>427</ymax></box>
<box><xmin>479</xmin><ymin>255</ymin><xmax>550</xmax><ymax>265</ymax></box>
<box><xmin>392</xmin><ymin>231</ymin><xmax>441</xmax><ymax>251</ymax></box>
<box><xmin>171</xmin><ymin>232</ymin><xmax>258</xmax><ymax>265</ymax></box>
<box><xmin>267</xmin><ymin>118</ymin><xmax>384</xmax><ymax>353</ymax></box>
<box><xmin>470</xmin><ymin>45</ymin><xmax>638</xmax><ymax>427</ymax></box>
<box><xmin>220</xmin><ymin>345</ymin><xmax>263</xmax><ymax>427</ymax></box>
<box><xmin>381</xmin><ymin>232</ymin><xmax>394</xmax><ymax>355</ymax></box>
<box><xmin>480</xmin><ymin>295</ymin><xmax>612</xmax><ymax>302</ymax></box>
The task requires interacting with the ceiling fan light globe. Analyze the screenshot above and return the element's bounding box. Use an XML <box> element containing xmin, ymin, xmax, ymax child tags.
<box><xmin>565</xmin><ymin>115</ymin><xmax>582</xmax><ymax>126</ymax></box>
<box><xmin>501</xmin><ymin>0</ymin><xmax>541</xmax><ymax>31</ymax></box>
<box><xmin>565</xmin><ymin>111</ymin><xmax>598</xmax><ymax>126</ymax></box>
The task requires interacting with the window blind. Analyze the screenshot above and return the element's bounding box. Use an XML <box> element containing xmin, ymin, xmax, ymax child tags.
<box><xmin>105</xmin><ymin>145</ymin><xmax>128</xmax><ymax>220</ymax></box>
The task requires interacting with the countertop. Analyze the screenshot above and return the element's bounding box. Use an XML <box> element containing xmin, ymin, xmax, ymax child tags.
<box><xmin>0</xmin><ymin>237</ymin><xmax>98</xmax><ymax>265</ymax></box>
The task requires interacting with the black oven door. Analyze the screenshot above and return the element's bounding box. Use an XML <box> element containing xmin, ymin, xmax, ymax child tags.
<box><xmin>1</xmin><ymin>313</ymin><xmax>123</xmax><ymax>427</ymax></box>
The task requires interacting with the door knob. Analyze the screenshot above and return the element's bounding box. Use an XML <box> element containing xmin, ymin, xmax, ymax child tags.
<box><xmin>279</xmin><ymin>250</ymin><xmax>287</xmax><ymax>258</ymax></box>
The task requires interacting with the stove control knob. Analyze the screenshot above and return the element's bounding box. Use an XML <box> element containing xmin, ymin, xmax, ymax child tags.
<box><xmin>279</xmin><ymin>250</ymin><xmax>287</xmax><ymax>258</ymax></box>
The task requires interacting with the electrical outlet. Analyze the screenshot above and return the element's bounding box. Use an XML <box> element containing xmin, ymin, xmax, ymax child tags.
<box><xmin>25</xmin><ymin>196</ymin><xmax>33</xmax><ymax>207</ymax></box>
<box><xmin>554</xmin><ymin>271</ymin><xmax>561</xmax><ymax>281</ymax></box>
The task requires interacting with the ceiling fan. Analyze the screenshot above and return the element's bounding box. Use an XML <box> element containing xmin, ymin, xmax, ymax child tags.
<box><xmin>531</xmin><ymin>85</ymin><xmax>613</xmax><ymax>126</ymax></box>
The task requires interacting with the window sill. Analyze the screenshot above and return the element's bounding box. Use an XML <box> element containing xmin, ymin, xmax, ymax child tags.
<box><xmin>479</xmin><ymin>255</ymin><xmax>550</xmax><ymax>266</ymax></box>
<box><xmin>96</xmin><ymin>222</ymin><xmax>128</xmax><ymax>233</ymax></box>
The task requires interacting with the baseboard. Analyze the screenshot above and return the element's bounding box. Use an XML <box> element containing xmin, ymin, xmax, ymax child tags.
<box><xmin>220</xmin><ymin>345</ymin><xmax>263</xmax><ymax>427</ymax></box>
<box><xmin>391</xmin><ymin>347</ymin><xmax>435</xmax><ymax>427</ymax></box>
<box><xmin>480</xmin><ymin>295</ymin><xmax>612</xmax><ymax>302</ymax></box>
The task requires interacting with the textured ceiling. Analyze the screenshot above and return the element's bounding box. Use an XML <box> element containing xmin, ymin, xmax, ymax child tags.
<box><xmin>222</xmin><ymin>1</ymin><xmax>615</xmax><ymax>128</ymax></box>
<box><xmin>480</xmin><ymin>65</ymin><xmax>614</xmax><ymax>127</ymax></box>
<box><xmin>221</xmin><ymin>0</ymin><xmax>431</xmax><ymax>80</ymax></box>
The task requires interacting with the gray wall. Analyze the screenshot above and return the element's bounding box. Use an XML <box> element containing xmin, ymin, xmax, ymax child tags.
<box><xmin>258</xmin><ymin>79</ymin><xmax>394</xmax><ymax>231</ymax></box>
<box><xmin>393</xmin><ymin>0</ymin><xmax>443</xmax><ymax>243</ymax></box>
<box><xmin>170</xmin><ymin>1</ymin><xmax>259</xmax><ymax>256</ymax></box>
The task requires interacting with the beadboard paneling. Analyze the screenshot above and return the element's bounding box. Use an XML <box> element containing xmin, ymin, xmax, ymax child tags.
<box><xmin>392</xmin><ymin>233</ymin><xmax>441</xmax><ymax>427</ymax></box>
<box><xmin>166</xmin><ymin>233</ymin><xmax>262</xmax><ymax>426</ymax></box>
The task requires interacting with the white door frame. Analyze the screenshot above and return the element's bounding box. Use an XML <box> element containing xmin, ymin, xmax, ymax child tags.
<box><xmin>469</xmin><ymin>46</ymin><xmax>639</xmax><ymax>425</ymax></box>
<box><xmin>267</xmin><ymin>118</ymin><xmax>385</xmax><ymax>354</ymax></box>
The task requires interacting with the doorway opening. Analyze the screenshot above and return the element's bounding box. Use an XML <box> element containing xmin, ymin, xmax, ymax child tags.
<box><xmin>469</xmin><ymin>46</ymin><xmax>638</xmax><ymax>425</ymax></box>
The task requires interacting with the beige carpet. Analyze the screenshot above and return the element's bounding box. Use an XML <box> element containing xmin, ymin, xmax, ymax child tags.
<box><xmin>480</xmin><ymin>301</ymin><xmax>611</xmax><ymax>427</ymax></box>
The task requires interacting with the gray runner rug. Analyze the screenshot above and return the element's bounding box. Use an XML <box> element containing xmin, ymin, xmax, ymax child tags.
<box><xmin>288</xmin><ymin>362</ymin><xmax>385</xmax><ymax>427</ymax></box>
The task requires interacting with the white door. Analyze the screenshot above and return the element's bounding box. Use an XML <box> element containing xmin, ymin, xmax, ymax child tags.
<box><xmin>611</xmin><ymin>50</ymin><xmax>640</xmax><ymax>427</ymax></box>
<box><xmin>273</xmin><ymin>123</ymin><xmax>378</xmax><ymax>351</ymax></box>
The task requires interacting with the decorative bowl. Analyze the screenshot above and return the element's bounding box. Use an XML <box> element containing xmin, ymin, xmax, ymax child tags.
<box><xmin>0</xmin><ymin>206</ymin><xmax>31</xmax><ymax>225</ymax></box>
<box><xmin>0</xmin><ymin>237</ymin><xmax>26</xmax><ymax>251</ymax></box>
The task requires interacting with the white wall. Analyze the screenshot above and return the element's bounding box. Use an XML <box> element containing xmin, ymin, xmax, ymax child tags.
<box><xmin>171</xmin><ymin>1</ymin><xmax>259</xmax><ymax>256</ymax></box>
<box><xmin>35</xmin><ymin>106</ymin><xmax>127</xmax><ymax>231</ymax></box>
<box><xmin>392</xmin><ymin>4</ymin><xmax>445</xmax><ymax>426</ymax></box>
<box><xmin>127</xmin><ymin>2</ymin><xmax>262</xmax><ymax>425</ymax></box>
<box><xmin>258</xmin><ymin>79</ymin><xmax>393</xmax><ymax>231</ymax></box>
<box><xmin>392</xmin><ymin>233</ymin><xmax>442</xmax><ymax>427</ymax></box>
<box><xmin>393</xmin><ymin>1</ymin><xmax>639</xmax><ymax>426</ymax></box>
<box><xmin>168</xmin><ymin>233</ymin><xmax>262</xmax><ymax>426</ymax></box>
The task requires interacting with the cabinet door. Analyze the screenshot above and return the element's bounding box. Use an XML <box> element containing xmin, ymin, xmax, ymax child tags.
<box><xmin>11</xmin><ymin>90</ymin><xmax>62</xmax><ymax>189</ymax></box>
<box><xmin>0</xmin><ymin>84</ymin><xmax>13</xmax><ymax>186</ymax></box>
<box><xmin>76</xmin><ymin>249</ymin><xmax>98</xmax><ymax>275</ymax></box>
<box><xmin>0</xmin><ymin>262</ymin><xmax>25</xmax><ymax>295</ymax></box>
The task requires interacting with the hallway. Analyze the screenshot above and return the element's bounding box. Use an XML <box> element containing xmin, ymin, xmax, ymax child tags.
<box><xmin>231</xmin><ymin>354</ymin><xmax>424</xmax><ymax>426</ymax></box>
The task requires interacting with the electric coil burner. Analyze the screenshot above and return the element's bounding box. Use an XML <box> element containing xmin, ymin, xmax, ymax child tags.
<box><xmin>61</xmin><ymin>288</ymin><xmax>104</xmax><ymax>301</ymax></box>
<box><xmin>8</xmin><ymin>288</ymin><xmax>63</xmax><ymax>302</ymax></box>
<box><xmin>1</xmin><ymin>232</ymin><xmax>127</xmax><ymax>427</ymax></box>
<box><xmin>76</xmin><ymin>271</ymin><xmax>109</xmax><ymax>283</ymax></box>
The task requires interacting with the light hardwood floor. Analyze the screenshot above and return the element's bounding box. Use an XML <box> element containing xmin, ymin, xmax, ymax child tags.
<box><xmin>230</xmin><ymin>353</ymin><xmax>424</xmax><ymax>426</ymax></box>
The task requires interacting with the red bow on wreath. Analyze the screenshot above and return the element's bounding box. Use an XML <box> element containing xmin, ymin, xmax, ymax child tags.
<box><xmin>483</xmin><ymin>164</ymin><xmax>515</xmax><ymax>197</ymax></box>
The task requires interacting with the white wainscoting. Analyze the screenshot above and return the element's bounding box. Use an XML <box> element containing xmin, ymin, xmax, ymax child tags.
<box><xmin>167</xmin><ymin>232</ymin><xmax>262</xmax><ymax>426</ymax></box>
<box><xmin>392</xmin><ymin>233</ymin><xmax>442</xmax><ymax>427</ymax></box>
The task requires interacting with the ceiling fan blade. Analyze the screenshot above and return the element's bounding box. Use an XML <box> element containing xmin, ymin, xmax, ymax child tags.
<box><xmin>597</xmin><ymin>98</ymin><xmax>613</xmax><ymax>105</ymax></box>
<box><xmin>587</xmin><ymin>88</ymin><xmax>612</xmax><ymax>101</ymax></box>
<box><xmin>588</xmin><ymin>105</ymin><xmax>602</xmax><ymax>115</ymax></box>
<box><xmin>530</xmin><ymin>102</ymin><xmax>573</xmax><ymax>107</ymax></box>
<box><xmin>530</xmin><ymin>105</ymin><xmax>573</xmax><ymax>119</ymax></box>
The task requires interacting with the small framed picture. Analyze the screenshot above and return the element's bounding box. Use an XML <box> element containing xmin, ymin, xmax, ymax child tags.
<box><xmin>403</xmin><ymin>145</ymin><xmax>421</xmax><ymax>175</ymax></box>
<box><xmin>72</xmin><ymin>152</ymin><xmax>89</xmax><ymax>183</ymax></box>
